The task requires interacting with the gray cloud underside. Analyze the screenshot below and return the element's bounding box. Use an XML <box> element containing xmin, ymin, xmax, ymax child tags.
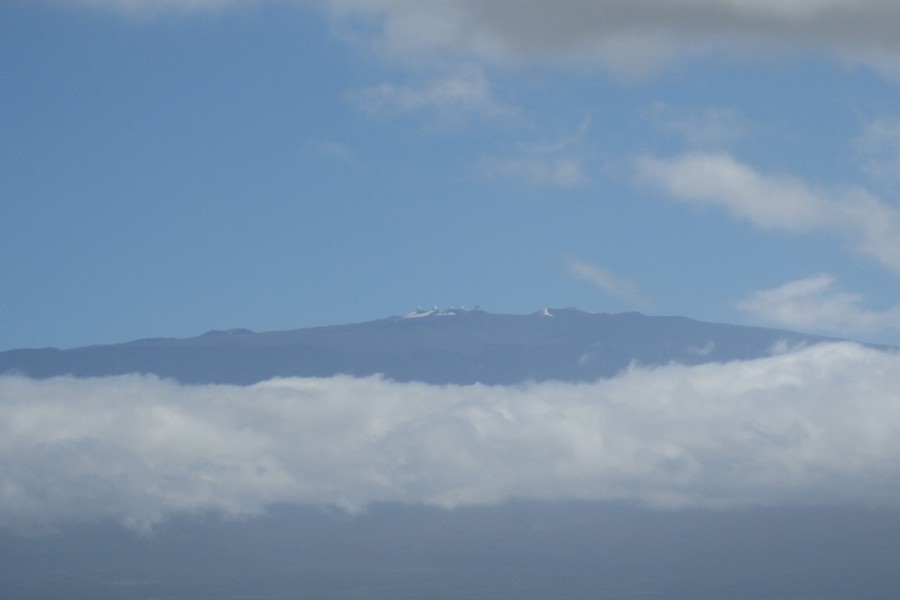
<box><xmin>4</xmin><ymin>341</ymin><xmax>900</xmax><ymax>533</ymax></box>
<box><xmin>64</xmin><ymin>1</ymin><xmax>900</xmax><ymax>75</ymax></box>
<box><xmin>325</xmin><ymin>0</ymin><xmax>900</xmax><ymax>76</ymax></box>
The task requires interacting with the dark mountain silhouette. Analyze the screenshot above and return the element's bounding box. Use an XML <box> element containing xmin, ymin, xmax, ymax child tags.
<box><xmin>0</xmin><ymin>308</ymin><xmax>853</xmax><ymax>385</ymax></box>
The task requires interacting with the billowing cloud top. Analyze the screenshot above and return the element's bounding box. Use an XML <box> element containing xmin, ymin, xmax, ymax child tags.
<box><xmin>4</xmin><ymin>342</ymin><xmax>900</xmax><ymax>533</ymax></box>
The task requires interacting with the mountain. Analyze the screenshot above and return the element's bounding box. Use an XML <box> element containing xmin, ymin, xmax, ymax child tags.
<box><xmin>0</xmin><ymin>308</ymin><xmax>850</xmax><ymax>385</ymax></box>
<box><xmin>5</xmin><ymin>308</ymin><xmax>900</xmax><ymax>600</ymax></box>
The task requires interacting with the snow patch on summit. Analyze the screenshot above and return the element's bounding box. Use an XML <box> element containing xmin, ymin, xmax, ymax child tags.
<box><xmin>403</xmin><ymin>306</ymin><xmax>468</xmax><ymax>319</ymax></box>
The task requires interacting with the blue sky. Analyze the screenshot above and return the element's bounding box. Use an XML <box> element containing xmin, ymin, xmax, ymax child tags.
<box><xmin>5</xmin><ymin>0</ymin><xmax>900</xmax><ymax>349</ymax></box>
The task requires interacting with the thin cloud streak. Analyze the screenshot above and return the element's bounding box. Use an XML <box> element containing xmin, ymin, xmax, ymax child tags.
<box><xmin>314</xmin><ymin>139</ymin><xmax>355</xmax><ymax>162</ymax></box>
<box><xmin>4</xmin><ymin>342</ymin><xmax>900</xmax><ymax>533</ymax></box>
<box><xmin>648</xmin><ymin>103</ymin><xmax>746</xmax><ymax>148</ymax></box>
<box><xmin>479</xmin><ymin>156</ymin><xmax>589</xmax><ymax>189</ymax></box>
<box><xmin>856</xmin><ymin>117</ymin><xmax>900</xmax><ymax>180</ymax></box>
<box><xmin>568</xmin><ymin>259</ymin><xmax>643</xmax><ymax>303</ymax></box>
<box><xmin>479</xmin><ymin>116</ymin><xmax>593</xmax><ymax>188</ymax></box>
<box><xmin>353</xmin><ymin>68</ymin><xmax>516</xmax><ymax>129</ymax></box>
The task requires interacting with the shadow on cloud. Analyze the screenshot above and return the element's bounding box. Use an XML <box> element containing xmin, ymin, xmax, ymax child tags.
<box><xmin>3</xmin><ymin>341</ymin><xmax>900</xmax><ymax>533</ymax></box>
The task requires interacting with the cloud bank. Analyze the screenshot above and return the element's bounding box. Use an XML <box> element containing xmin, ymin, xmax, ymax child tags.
<box><xmin>4</xmin><ymin>342</ymin><xmax>900</xmax><ymax>533</ymax></box>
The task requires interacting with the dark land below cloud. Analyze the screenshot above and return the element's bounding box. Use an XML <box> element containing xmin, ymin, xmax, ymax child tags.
<box><xmin>5</xmin><ymin>501</ymin><xmax>900</xmax><ymax>600</ymax></box>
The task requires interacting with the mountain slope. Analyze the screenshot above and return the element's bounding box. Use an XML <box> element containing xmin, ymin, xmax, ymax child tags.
<box><xmin>0</xmin><ymin>308</ymin><xmax>850</xmax><ymax>385</ymax></box>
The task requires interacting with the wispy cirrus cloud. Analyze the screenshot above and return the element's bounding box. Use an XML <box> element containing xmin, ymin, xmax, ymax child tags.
<box><xmin>478</xmin><ymin>116</ymin><xmax>592</xmax><ymax>189</ymax></box>
<box><xmin>353</xmin><ymin>68</ymin><xmax>516</xmax><ymax>129</ymax></box>
<box><xmin>310</xmin><ymin>139</ymin><xmax>356</xmax><ymax>163</ymax></box>
<box><xmin>478</xmin><ymin>156</ymin><xmax>589</xmax><ymax>188</ymax></box>
<box><xmin>636</xmin><ymin>152</ymin><xmax>900</xmax><ymax>278</ymax></box>
<box><xmin>5</xmin><ymin>342</ymin><xmax>900</xmax><ymax>533</ymax></box>
<box><xmin>856</xmin><ymin>116</ymin><xmax>900</xmax><ymax>181</ymax></box>
<box><xmin>648</xmin><ymin>103</ymin><xmax>746</xmax><ymax>148</ymax></box>
<box><xmin>568</xmin><ymin>259</ymin><xmax>643</xmax><ymax>304</ymax></box>
<box><xmin>737</xmin><ymin>274</ymin><xmax>900</xmax><ymax>334</ymax></box>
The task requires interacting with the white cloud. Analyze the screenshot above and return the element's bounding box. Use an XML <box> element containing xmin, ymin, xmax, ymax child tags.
<box><xmin>5</xmin><ymin>343</ymin><xmax>900</xmax><ymax>532</ymax></box>
<box><xmin>353</xmin><ymin>68</ymin><xmax>515</xmax><ymax>128</ymax></box>
<box><xmin>568</xmin><ymin>259</ymin><xmax>643</xmax><ymax>303</ymax></box>
<box><xmin>636</xmin><ymin>152</ymin><xmax>829</xmax><ymax>230</ymax></box>
<box><xmin>737</xmin><ymin>274</ymin><xmax>900</xmax><ymax>334</ymax></box>
<box><xmin>636</xmin><ymin>152</ymin><xmax>900</xmax><ymax>277</ymax></box>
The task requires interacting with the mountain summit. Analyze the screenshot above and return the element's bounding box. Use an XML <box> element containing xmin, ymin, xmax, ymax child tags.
<box><xmin>0</xmin><ymin>309</ymin><xmax>848</xmax><ymax>385</ymax></box>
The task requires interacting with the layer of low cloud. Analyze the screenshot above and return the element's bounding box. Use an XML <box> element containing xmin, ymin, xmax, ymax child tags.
<box><xmin>636</xmin><ymin>152</ymin><xmax>900</xmax><ymax>277</ymax></box>
<box><xmin>58</xmin><ymin>1</ymin><xmax>900</xmax><ymax>77</ymax></box>
<box><xmin>738</xmin><ymin>274</ymin><xmax>900</xmax><ymax>334</ymax></box>
<box><xmin>4</xmin><ymin>342</ymin><xmax>900</xmax><ymax>533</ymax></box>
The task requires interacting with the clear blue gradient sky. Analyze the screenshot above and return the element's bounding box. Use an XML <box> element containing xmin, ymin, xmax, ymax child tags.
<box><xmin>4</xmin><ymin>0</ymin><xmax>900</xmax><ymax>349</ymax></box>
